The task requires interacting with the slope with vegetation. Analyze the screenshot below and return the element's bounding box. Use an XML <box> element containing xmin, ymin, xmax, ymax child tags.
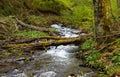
<box><xmin>0</xmin><ymin>0</ymin><xmax>120</xmax><ymax>77</ymax></box>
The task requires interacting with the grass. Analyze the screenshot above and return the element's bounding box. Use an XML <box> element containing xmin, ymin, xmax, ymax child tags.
<box><xmin>13</xmin><ymin>31</ymin><xmax>48</xmax><ymax>38</ymax></box>
<box><xmin>27</xmin><ymin>15</ymin><xmax>47</xmax><ymax>26</ymax></box>
<box><xmin>2</xmin><ymin>16</ymin><xmax>15</xmax><ymax>24</ymax></box>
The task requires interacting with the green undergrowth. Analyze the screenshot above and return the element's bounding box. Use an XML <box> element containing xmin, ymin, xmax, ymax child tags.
<box><xmin>26</xmin><ymin>15</ymin><xmax>47</xmax><ymax>26</ymax></box>
<box><xmin>13</xmin><ymin>31</ymin><xmax>48</xmax><ymax>38</ymax></box>
<box><xmin>0</xmin><ymin>16</ymin><xmax>17</xmax><ymax>36</ymax></box>
<box><xmin>79</xmin><ymin>38</ymin><xmax>120</xmax><ymax>76</ymax></box>
<box><xmin>61</xmin><ymin>0</ymin><xmax>94</xmax><ymax>29</ymax></box>
<box><xmin>110</xmin><ymin>0</ymin><xmax>119</xmax><ymax>19</ymax></box>
<box><xmin>25</xmin><ymin>0</ymin><xmax>72</xmax><ymax>15</ymax></box>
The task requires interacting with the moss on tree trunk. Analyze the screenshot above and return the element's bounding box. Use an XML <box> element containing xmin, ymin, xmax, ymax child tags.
<box><xmin>93</xmin><ymin>0</ymin><xmax>111</xmax><ymax>36</ymax></box>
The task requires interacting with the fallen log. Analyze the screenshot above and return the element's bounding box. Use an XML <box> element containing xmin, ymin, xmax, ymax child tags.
<box><xmin>1</xmin><ymin>36</ymin><xmax>71</xmax><ymax>44</ymax></box>
<box><xmin>15</xmin><ymin>18</ymin><xmax>49</xmax><ymax>32</ymax></box>
<box><xmin>2</xmin><ymin>35</ymin><xmax>89</xmax><ymax>51</ymax></box>
<box><xmin>12</xmin><ymin>17</ymin><xmax>57</xmax><ymax>35</ymax></box>
<box><xmin>2</xmin><ymin>32</ymin><xmax>120</xmax><ymax>51</ymax></box>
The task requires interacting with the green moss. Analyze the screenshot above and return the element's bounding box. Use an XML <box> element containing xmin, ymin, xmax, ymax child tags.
<box><xmin>4</xmin><ymin>52</ymin><xmax>11</xmax><ymax>57</ymax></box>
<box><xmin>14</xmin><ymin>31</ymin><xmax>48</xmax><ymax>38</ymax></box>
<box><xmin>110</xmin><ymin>0</ymin><xmax>119</xmax><ymax>18</ymax></box>
<box><xmin>27</xmin><ymin>0</ymin><xmax>72</xmax><ymax>14</ymax></box>
<box><xmin>27</xmin><ymin>15</ymin><xmax>47</xmax><ymax>26</ymax></box>
<box><xmin>2</xmin><ymin>16</ymin><xmax>15</xmax><ymax>24</ymax></box>
<box><xmin>11</xmin><ymin>50</ymin><xmax>23</xmax><ymax>57</ymax></box>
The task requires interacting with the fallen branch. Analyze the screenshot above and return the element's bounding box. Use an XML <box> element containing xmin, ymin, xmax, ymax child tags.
<box><xmin>95</xmin><ymin>32</ymin><xmax>120</xmax><ymax>39</ymax></box>
<box><xmin>98</xmin><ymin>40</ymin><xmax>118</xmax><ymax>52</ymax></box>
<box><xmin>0</xmin><ymin>21</ymin><xmax>10</xmax><ymax>26</ymax></box>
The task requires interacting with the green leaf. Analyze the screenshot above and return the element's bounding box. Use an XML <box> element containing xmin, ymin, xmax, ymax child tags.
<box><xmin>112</xmin><ymin>56</ymin><xmax>118</xmax><ymax>61</ymax></box>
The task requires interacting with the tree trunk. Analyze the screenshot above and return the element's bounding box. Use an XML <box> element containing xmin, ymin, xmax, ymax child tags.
<box><xmin>93</xmin><ymin>0</ymin><xmax>99</xmax><ymax>36</ymax></box>
<box><xmin>117</xmin><ymin>0</ymin><xmax>120</xmax><ymax>14</ymax></box>
<box><xmin>118</xmin><ymin>0</ymin><xmax>120</xmax><ymax>7</ymax></box>
<box><xmin>93</xmin><ymin>0</ymin><xmax>110</xmax><ymax>36</ymax></box>
<box><xmin>15</xmin><ymin>18</ymin><xmax>49</xmax><ymax>32</ymax></box>
<box><xmin>2</xmin><ymin>35</ymin><xmax>89</xmax><ymax>51</ymax></box>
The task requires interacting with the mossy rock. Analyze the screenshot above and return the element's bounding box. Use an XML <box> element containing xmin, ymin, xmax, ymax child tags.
<box><xmin>26</xmin><ymin>0</ymin><xmax>72</xmax><ymax>14</ymax></box>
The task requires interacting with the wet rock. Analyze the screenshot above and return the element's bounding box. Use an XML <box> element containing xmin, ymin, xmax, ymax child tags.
<box><xmin>12</xmin><ymin>73</ymin><xmax>27</xmax><ymax>77</ymax></box>
<box><xmin>2</xmin><ymin>73</ymin><xmax>28</xmax><ymax>77</ymax></box>
<box><xmin>51</xmin><ymin>24</ymin><xmax>61</xmax><ymax>29</ymax></box>
<box><xmin>51</xmin><ymin>24</ymin><xmax>80</xmax><ymax>37</ymax></box>
<box><xmin>68</xmin><ymin>73</ymin><xmax>77</xmax><ymax>77</ymax></box>
<box><xmin>34</xmin><ymin>71</ymin><xmax>56</xmax><ymax>77</ymax></box>
<box><xmin>12</xmin><ymin>69</ymin><xmax>19</xmax><ymax>74</ymax></box>
<box><xmin>80</xmin><ymin>71</ymin><xmax>99</xmax><ymax>77</ymax></box>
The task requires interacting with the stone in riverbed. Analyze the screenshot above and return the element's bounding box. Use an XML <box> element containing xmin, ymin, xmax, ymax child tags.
<box><xmin>2</xmin><ymin>73</ymin><xmax>28</xmax><ymax>77</ymax></box>
<box><xmin>34</xmin><ymin>71</ymin><xmax>56</xmax><ymax>77</ymax></box>
<box><xmin>13</xmin><ymin>73</ymin><xmax>27</xmax><ymax>77</ymax></box>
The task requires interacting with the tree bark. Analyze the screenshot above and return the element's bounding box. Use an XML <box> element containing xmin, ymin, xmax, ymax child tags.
<box><xmin>118</xmin><ymin>0</ymin><xmax>120</xmax><ymax>7</ymax></box>
<box><xmin>117</xmin><ymin>0</ymin><xmax>120</xmax><ymax>14</ymax></box>
<box><xmin>93</xmin><ymin>0</ymin><xmax>110</xmax><ymax>36</ymax></box>
<box><xmin>93</xmin><ymin>0</ymin><xmax>99</xmax><ymax>36</ymax></box>
<box><xmin>15</xmin><ymin>18</ymin><xmax>49</xmax><ymax>32</ymax></box>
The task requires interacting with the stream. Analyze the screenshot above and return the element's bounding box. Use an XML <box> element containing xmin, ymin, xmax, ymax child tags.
<box><xmin>1</xmin><ymin>24</ymin><xmax>99</xmax><ymax>77</ymax></box>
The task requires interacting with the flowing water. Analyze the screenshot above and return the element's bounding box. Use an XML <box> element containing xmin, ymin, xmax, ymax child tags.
<box><xmin>1</xmin><ymin>24</ymin><xmax>99</xmax><ymax>77</ymax></box>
